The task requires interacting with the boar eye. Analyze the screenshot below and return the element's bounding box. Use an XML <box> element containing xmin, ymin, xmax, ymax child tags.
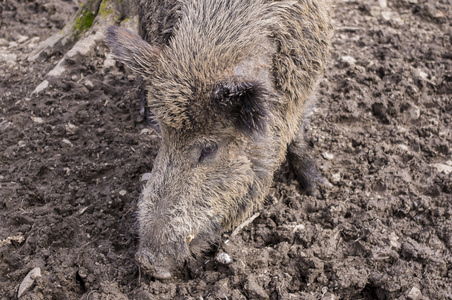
<box><xmin>199</xmin><ymin>143</ymin><xmax>218</xmax><ymax>162</ymax></box>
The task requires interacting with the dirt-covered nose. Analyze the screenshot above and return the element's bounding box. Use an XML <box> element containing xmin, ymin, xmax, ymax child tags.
<box><xmin>135</xmin><ymin>250</ymin><xmax>172</xmax><ymax>280</ymax></box>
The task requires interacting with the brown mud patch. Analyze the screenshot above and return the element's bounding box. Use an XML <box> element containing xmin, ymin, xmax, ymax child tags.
<box><xmin>1</xmin><ymin>0</ymin><xmax>451</xmax><ymax>299</ymax></box>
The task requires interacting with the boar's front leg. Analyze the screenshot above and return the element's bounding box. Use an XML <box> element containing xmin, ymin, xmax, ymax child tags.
<box><xmin>287</xmin><ymin>127</ymin><xmax>327</xmax><ymax>197</ymax></box>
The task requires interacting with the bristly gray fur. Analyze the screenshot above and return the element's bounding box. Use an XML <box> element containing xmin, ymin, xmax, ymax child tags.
<box><xmin>146</xmin><ymin>0</ymin><xmax>275</xmax><ymax>131</ymax></box>
<box><xmin>106</xmin><ymin>0</ymin><xmax>332</xmax><ymax>279</ymax></box>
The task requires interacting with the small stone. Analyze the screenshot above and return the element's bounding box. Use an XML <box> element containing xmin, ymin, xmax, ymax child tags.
<box><xmin>141</xmin><ymin>128</ymin><xmax>152</xmax><ymax>134</ymax></box>
<box><xmin>84</xmin><ymin>80</ymin><xmax>94</xmax><ymax>90</ymax></box>
<box><xmin>381</xmin><ymin>11</ymin><xmax>392</xmax><ymax>20</ymax></box>
<box><xmin>62</xmin><ymin>139</ymin><xmax>73</xmax><ymax>147</ymax></box>
<box><xmin>397</xmin><ymin>126</ymin><xmax>408</xmax><ymax>134</ymax></box>
<box><xmin>47</xmin><ymin>61</ymin><xmax>66</xmax><ymax>77</ymax></box>
<box><xmin>31</xmin><ymin>117</ymin><xmax>44</xmax><ymax>124</ymax></box>
<box><xmin>322</xmin><ymin>152</ymin><xmax>334</xmax><ymax>160</ymax></box>
<box><xmin>397</xmin><ymin>144</ymin><xmax>409</xmax><ymax>152</ymax></box>
<box><xmin>432</xmin><ymin>162</ymin><xmax>452</xmax><ymax>175</ymax></box>
<box><xmin>322</xmin><ymin>293</ymin><xmax>337</xmax><ymax>300</ymax></box>
<box><xmin>402</xmin><ymin>103</ymin><xmax>420</xmax><ymax>122</ymax></box>
<box><xmin>389</xmin><ymin>232</ymin><xmax>401</xmax><ymax>249</ymax></box>
<box><xmin>71</xmin><ymin>74</ymin><xmax>78</xmax><ymax>81</ymax></box>
<box><xmin>408</xmin><ymin>105</ymin><xmax>420</xmax><ymax>120</ymax></box>
<box><xmin>18</xmin><ymin>267</ymin><xmax>41</xmax><ymax>298</ymax></box>
<box><xmin>8</xmin><ymin>41</ymin><xmax>18</xmax><ymax>48</ymax></box>
<box><xmin>119</xmin><ymin>190</ymin><xmax>127</xmax><ymax>196</ymax></box>
<box><xmin>413</xmin><ymin>68</ymin><xmax>428</xmax><ymax>81</ymax></box>
<box><xmin>378</xmin><ymin>0</ymin><xmax>387</xmax><ymax>9</ymax></box>
<box><xmin>215</xmin><ymin>252</ymin><xmax>232</xmax><ymax>265</ymax></box>
<box><xmin>331</xmin><ymin>173</ymin><xmax>341</xmax><ymax>183</ymax></box>
<box><xmin>63</xmin><ymin>167</ymin><xmax>71</xmax><ymax>175</ymax></box>
<box><xmin>355</xmin><ymin>65</ymin><xmax>366</xmax><ymax>73</ymax></box>
<box><xmin>17</xmin><ymin>35</ymin><xmax>29</xmax><ymax>43</ymax></box>
<box><xmin>65</xmin><ymin>123</ymin><xmax>78</xmax><ymax>135</ymax></box>
<box><xmin>381</xmin><ymin>11</ymin><xmax>404</xmax><ymax>24</ymax></box>
<box><xmin>141</xmin><ymin>173</ymin><xmax>152</xmax><ymax>182</ymax></box>
<box><xmin>29</xmin><ymin>37</ymin><xmax>40</xmax><ymax>44</ymax></box>
<box><xmin>292</xmin><ymin>224</ymin><xmax>305</xmax><ymax>232</ymax></box>
<box><xmin>0</xmin><ymin>53</ymin><xmax>17</xmax><ymax>67</ymax></box>
<box><xmin>434</xmin><ymin>11</ymin><xmax>446</xmax><ymax>18</ymax></box>
<box><xmin>369</xmin><ymin>6</ymin><xmax>381</xmax><ymax>17</ymax></box>
<box><xmin>104</xmin><ymin>53</ymin><xmax>117</xmax><ymax>69</ymax></box>
<box><xmin>407</xmin><ymin>287</ymin><xmax>422</xmax><ymax>300</ymax></box>
<box><xmin>341</xmin><ymin>56</ymin><xmax>356</xmax><ymax>66</ymax></box>
<box><xmin>77</xmin><ymin>207</ymin><xmax>88</xmax><ymax>216</ymax></box>
<box><xmin>78</xmin><ymin>268</ymin><xmax>87</xmax><ymax>279</ymax></box>
<box><xmin>32</xmin><ymin>80</ymin><xmax>49</xmax><ymax>95</ymax></box>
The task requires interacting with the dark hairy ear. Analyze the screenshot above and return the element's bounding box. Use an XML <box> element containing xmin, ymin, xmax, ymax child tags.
<box><xmin>212</xmin><ymin>78</ymin><xmax>268</xmax><ymax>134</ymax></box>
<box><xmin>105</xmin><ymin>26</ymin><xmax>160</xmax><ymax>76</ymax></box>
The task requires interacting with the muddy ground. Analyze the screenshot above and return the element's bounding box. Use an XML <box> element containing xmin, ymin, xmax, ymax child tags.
<box><xmin>0</xmin><ymin>0</ymin><xmax>451</xmax><ymax>299</ymax></box>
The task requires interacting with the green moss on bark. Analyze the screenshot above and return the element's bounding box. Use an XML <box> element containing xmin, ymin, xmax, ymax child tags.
<box><xmin>73</xmin><ymin>11</ymin><xmax>96</xmax><ymax>36</ymax></box>
<box><xmin>99</xmin><ymin>0</ymin><xmax>114</xmax><ymax>17</ymax></box>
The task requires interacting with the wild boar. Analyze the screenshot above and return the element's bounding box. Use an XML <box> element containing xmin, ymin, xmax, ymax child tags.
<box><xmin>106</xmin><ymin>0</ymin><xmax>332</xmax><ymax>279</ymax></box>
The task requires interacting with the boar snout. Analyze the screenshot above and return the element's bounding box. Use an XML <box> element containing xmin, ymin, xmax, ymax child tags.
<box><xmin>135</xmin><ymin>249</ymin><xmax>173</xmax><ymax>280</ymax></box>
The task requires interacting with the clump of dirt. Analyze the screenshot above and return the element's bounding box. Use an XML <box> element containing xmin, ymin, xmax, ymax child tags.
<box><xmin>1</xmin><ymin>0</ymin><xmax>451</xmax><ymax>299</ymax></box>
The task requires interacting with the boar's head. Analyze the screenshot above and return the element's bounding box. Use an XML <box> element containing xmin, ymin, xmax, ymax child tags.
<box><xmin>106</xmin><ymin>1</ymin><xmax>281</xmax><ymax>280</ymax></box>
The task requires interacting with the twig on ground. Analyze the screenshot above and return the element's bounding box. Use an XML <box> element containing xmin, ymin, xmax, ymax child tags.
<box><xmin>231</xmin><ymin>212</ymin><xmax>260</xmax><ymax>237</ymax></box>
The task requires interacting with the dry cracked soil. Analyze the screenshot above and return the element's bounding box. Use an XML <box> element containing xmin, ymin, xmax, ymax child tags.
<box><xmin>0</xmin><ymin>0</ymin><xmax>451</xmax><ymax>299</ymax></box>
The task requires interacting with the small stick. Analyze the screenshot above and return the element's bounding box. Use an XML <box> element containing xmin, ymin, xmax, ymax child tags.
<box><xmin>231</xmin><ymin>212</ymin><xmax>260</xmax><ymax>237</ymax></box>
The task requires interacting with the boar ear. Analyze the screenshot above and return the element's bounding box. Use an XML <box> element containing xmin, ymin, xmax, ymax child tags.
<box><xmin>212</xmin><ymin>78</ymin><xmax>268</xmax><ymax>134</ymax></box>
<box><xmin>105</xmin><ymin>26</ymin><xmax>160</xmax><ymax>76</ymax></box>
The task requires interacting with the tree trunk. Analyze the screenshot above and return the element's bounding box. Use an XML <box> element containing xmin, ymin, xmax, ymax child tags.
<box><xmin>29</xmin><ymin>0</ymin><xmax>137</xmax><ymax>94</ymax></box>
